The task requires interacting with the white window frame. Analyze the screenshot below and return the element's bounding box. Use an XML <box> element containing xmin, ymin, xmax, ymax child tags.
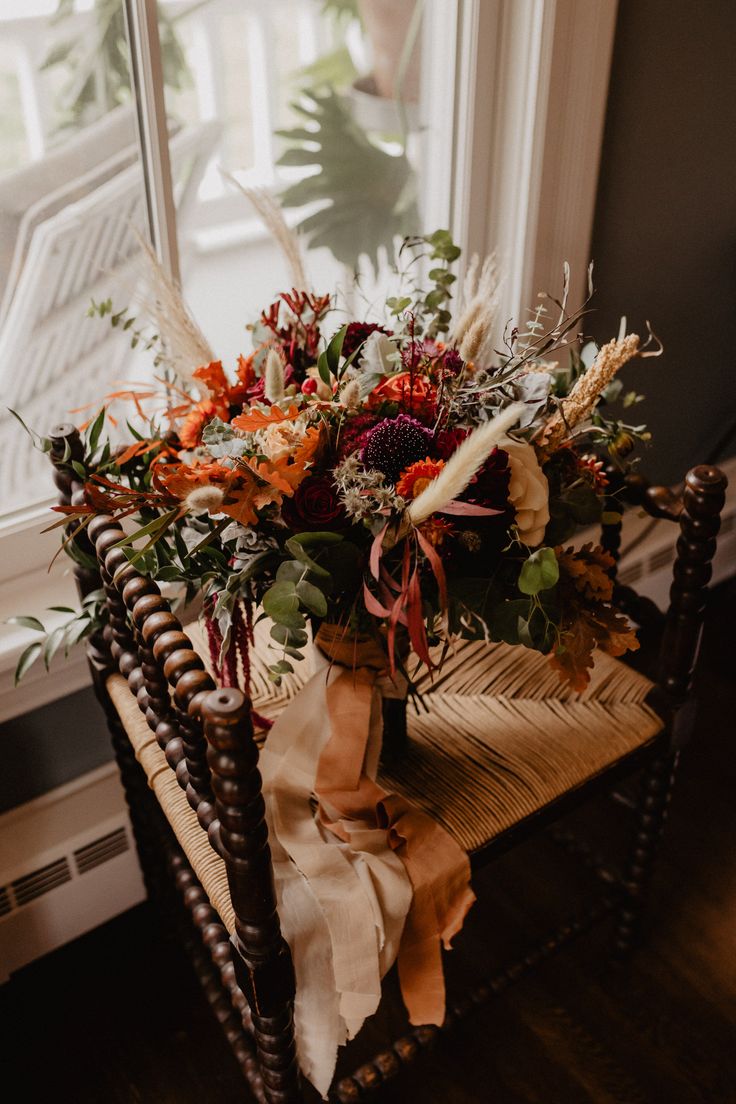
<box><xmin>0</xmin><ymin>0</ymin><xmax>619</xmax><ymax>721</ymax></box>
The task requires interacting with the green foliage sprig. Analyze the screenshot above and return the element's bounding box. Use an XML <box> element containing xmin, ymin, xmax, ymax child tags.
<box><xmin>7</xmin><ymin>589</ymin><xmax>107</xmax><ymax>686</ymax></box>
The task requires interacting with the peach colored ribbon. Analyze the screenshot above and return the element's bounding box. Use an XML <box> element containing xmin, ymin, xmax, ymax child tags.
<box><xmin>314</xmin><ymin>625</ymin><xmax>476</xmax><ymax>1027</ymax></box>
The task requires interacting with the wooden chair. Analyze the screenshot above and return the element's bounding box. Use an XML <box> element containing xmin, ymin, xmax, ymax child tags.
<box><xmin>48</xmin><ymin>423</ymin><xmax>727</xmax><ymax>1103</ymax></box>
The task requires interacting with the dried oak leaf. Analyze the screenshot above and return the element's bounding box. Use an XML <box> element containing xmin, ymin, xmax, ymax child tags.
<box><xmin>549</xmin><ymin>617</ymin><xmax>597</xmax><ymax>692</ymax></box>
<box><xmin>556</xmin><ymin>542</ymin><xmax>614</xmax><ymax>602</ymax></box>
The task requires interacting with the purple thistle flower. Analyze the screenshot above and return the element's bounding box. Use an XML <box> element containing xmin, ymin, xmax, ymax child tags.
<box><xmin>361</xmin><ymin>414</ymin><xmax>434</xmax><ymax>484</ymax></box>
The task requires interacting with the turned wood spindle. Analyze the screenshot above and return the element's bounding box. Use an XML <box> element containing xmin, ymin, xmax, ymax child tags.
<box><xmin>201</xmin><ymin>687</ymin><xmax>301</xmax><ymax>1104</ymax></box>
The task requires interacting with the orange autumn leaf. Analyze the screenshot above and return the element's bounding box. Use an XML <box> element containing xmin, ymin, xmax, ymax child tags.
<box><xmin>242</xmin><ymin>424</ymin><xmax>322</xmax><ymax>497</ymax></box>
<box><xmin>236</xmin><ymin>353</ymin><xmax>256</xmax><ymax>387</ymax></box>
<box><xmin>587</xmin><ymin>605</ymin><xmax>640</xmax><ymax>658</ymax></box>
<box><xmin>220</xmin><ymin>480</ymin><xmax>273</xmax><ymax>526</ymax></box>
<box><xmin>193</xmin><ymin>360</ymin><xmax>229</xmax><ymax>397</ymax></box>
<box><xmin>114</xmin><ymin>439</ymin><xmax>163</xmax><ymax>466</ymax></box>
<box><xmin>244</xmin><ymin>455</ymin><xmax>305</xmax><ymax>497</ymax></box>
<box><xmin>293</xmin><ymin>424</ymin><xmax>322</xmax><ymax>466</ymax></box>
<box><xmin>231</xmin><ymin>403</ymin><xmax>301</xmax><ymax>431</ymax></box>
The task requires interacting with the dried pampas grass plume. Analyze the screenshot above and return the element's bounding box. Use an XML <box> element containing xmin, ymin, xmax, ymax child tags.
<box><xmin>223</xmin><ymin>173</ymin><xmax>307</xmax><ymax>291</ymax></box>
<box><xmin>536</xmin><ymin>333</ymin><xmax>640</xmax><ymax>458</ymax></box>
<box><xmin>450</xmin><ymin>253</ymin><xmax>503</xmax><ymax>365</ymax></box>
<box><xmin>137</xmin><ymin>236</ymin><xmax>214</xmax><ymax>387</ymax></box>
<box><xmin>408</xmin><ymin>403</ymin><xmax>524</xmax><ymax>526</ymax></box>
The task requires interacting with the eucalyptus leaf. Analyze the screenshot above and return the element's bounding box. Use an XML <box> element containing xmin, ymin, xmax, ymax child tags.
<box><xmin>518</xmin><ymin>548</ymin><xmax>559</xmax><ymax>596</ymax></box>
<box><xmin>285</xmin><ymin>538</ymin><xmax>331</xmax><ymax>578</ymax></box>
<box><xmin>270</xmin><ymin>623</ymin><xmax>309</xmax><ymax>648</ymax></box>
<box><xmin>263</xmin><ymin>581</ymin><xmax>300</xmax><ymax>621</ymax></box>
<box><xmin>288</xmin><ymin>531</ymin><xmax>343</xmax><ymax>547</ymax></box>
<box><xmin>276</xmin><ymin>560</ymin><xmax>307</xmax><ymax>584</ymax></box>
<box><xmin>296</xmin><ymin>579</ymin><xmax>328</xmax><ymax>617</ymax></box>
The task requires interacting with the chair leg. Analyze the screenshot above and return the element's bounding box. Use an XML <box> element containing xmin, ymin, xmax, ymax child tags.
<box><xmin>613</xmin><ymin>750</ymin><xmax>679</xmax><ymax>955</ymax></box>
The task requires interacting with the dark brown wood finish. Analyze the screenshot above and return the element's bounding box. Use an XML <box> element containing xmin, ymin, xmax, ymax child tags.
<box><xmin>202</xmin><ymin>688</ymin><xmax>300</xmax><ymax>1103</ymax></box>
<box><xmin>46</xmin><ymin>430</ymin><xmax>729</xmax><ymax>1103</ymax></box>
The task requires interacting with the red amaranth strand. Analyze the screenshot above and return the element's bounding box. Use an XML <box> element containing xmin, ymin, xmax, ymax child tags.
<box><xmin>204</xmin><ymin>601</ymin><xmax>224</xmax><ymax>683</ymax></box>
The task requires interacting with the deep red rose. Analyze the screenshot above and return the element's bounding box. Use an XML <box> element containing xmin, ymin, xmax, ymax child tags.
<box><xmin>342</xmin><ymin>322</ymin><xmax>392</xmax><ymax>362</ymax></box>
<box><xmin>281</xmin><ymin>475</ymin><xmax>347</xmax><ymax>531</ymax></box>
<box><xmin>464</xmin><ymin>446</ymin><xmax>511</xmax><ymax>511</ymax></box>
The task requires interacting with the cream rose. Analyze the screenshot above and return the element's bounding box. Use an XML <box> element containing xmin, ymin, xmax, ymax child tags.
<box><xmin>502</xmin><ymin>440</ymin><xmax>550</xmax><ymax>547</ymax></box>
<box><xmin>257</xmin><ymin>419</ymin><xmax>307</xmax><ymax>462</ymax></box>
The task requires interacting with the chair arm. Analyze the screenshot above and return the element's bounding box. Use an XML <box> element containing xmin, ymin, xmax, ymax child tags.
<box><xmin>624</xmin><ymin>472</ymin><xmax>683</xmax><ymax>521</ymax></box>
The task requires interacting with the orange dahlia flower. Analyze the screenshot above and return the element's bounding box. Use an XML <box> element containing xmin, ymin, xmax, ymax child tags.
<box><xmin>396</xmin><ymin>458</ymin><xmax>444</xmax><ymax>500</ymax></box>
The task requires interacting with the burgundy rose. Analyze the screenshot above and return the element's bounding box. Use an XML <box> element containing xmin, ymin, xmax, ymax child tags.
<box><xmin>281</xmin><ymin>475</ymin><xmax>347</xmax><ymax>531</ymax></box>
<box><xmin>434</xmin><ymin>426</ymin><xmax>469</xmax><ymax>459</ymax></box>
<box><xmin>464</xmin><ymin>446</ymin><xmax>511</xmax><ymax>511</ymax></box>
<box><xmin>342</xmin><ymin>322</ymin><xmax>392</xmax><ymax>362</ymax></box>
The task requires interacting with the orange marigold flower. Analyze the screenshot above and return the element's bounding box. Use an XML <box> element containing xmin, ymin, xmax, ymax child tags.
<box><xmin>396</xmin><ymin>458</ymin><xmax>445</xmax><ymax>500</ymax></box>
<box><xmin>179</xmin><ymin>398</ymin><xmax>228</xmax><ymax>449</ymax></box>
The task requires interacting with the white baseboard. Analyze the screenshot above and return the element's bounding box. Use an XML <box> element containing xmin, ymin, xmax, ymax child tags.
<box><xmin>0</xmin><ymin>762</ymin><xmax>145</xmax><ymax>981</ymax></box>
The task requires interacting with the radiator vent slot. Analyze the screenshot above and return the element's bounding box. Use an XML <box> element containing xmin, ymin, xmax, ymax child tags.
<box><xmin>0</xmin><ymin>885</ymin><xmax>11</xmax><ymax>918</ymax></box>
<box><xmin>11</xmin><ymin>857</ymin><xmax>72</xmax><ymax>907</ymax></box>
<box><xmin>74</xmin><ymin>828</ymin><xmax>129</xmax><ymax>875</ymax></box>
<box><xmin>649</xmin><ymin>545</ymin><xmax>674</xmax><ymax>574</ymax></box>
<box><xmin>618</xmin><ymin>559</ymin><xmax>643</xmax><ymax>586</ymax></box>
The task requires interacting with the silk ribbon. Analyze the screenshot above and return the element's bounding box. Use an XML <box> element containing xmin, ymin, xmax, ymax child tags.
<box><xmin>259</xmin><ymin>624</ymin><xmax>475</xmax><ymax>1097</ymax></box>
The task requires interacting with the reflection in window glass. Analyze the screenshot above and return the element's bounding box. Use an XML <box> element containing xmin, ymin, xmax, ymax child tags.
<box><xmin>160</xmin><ymin>0</ymin><xmax>449</xmax><ymax>374</ymax></box>
<box><xmin>0</xmin><ymin>0</ymin><xmax>146</xmax><ymax>514</ymax></box>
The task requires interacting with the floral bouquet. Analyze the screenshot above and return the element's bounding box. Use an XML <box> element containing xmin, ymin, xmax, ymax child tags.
<box><xmin>24</xmin><ymin>228</ymin><xmax>657</xmax><ymax>701</ymax></box>
<box><xmin>15</xmin><ymin>225</ymin><xmax>662</xmax><ymax>1092</ymax></box>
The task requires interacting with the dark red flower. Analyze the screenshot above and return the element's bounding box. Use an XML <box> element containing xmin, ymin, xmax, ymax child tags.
<box><xmin>281</xmin><ymin>475</ymin><xmax>347</xmax><ymax>531</ymax></box>
<box><xmin>337</xmin><ymin>412</ymin><xmax>381</xmax><ymax>459</ymax></box>
<box><xmin>434</xmin><ymin>426</ymin><xmax>469</xmax><ymax>459</ymax></box>
<box><xmin>464</xmin><ymin>446</ymin><xmax>511</xmax><ymax>511</ymax></box>
<box><xmin>342</xmin><ymin>322</ymin><xmax>392</xmax><ymax>362</ymax></box>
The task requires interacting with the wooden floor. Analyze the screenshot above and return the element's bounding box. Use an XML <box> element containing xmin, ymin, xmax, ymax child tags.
<box><xmin>3</xmin><ymin>580</ymin><xmax>735</xmax><ymax>1104</ymax></box>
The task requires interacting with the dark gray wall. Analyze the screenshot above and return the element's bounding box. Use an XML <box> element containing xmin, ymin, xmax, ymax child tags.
<box><xmin>0</xmin><ymin>687</ymin><xmax>113</xmax><ymax>814</ymax></box>
<box><xmin>589</xmin><ymin>0</ymin><xmax>736</xmax><ymax>484</ymax></box>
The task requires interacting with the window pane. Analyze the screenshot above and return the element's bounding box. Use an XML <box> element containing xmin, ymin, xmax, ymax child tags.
<box><xmin>157</xmin><ymin>0</ymin><xmax>456</xmax><ymax>366</ymax></box>
<box><xmin>0</xmin><ymin>0</ymin><xmax>147</xmax><ymax>516</ymax></box>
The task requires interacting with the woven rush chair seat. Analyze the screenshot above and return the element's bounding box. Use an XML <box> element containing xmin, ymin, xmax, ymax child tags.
<box><xmin>109</xmin><ymin>623</ymin><xmax>663</xmax><ymax>866</ymax></box>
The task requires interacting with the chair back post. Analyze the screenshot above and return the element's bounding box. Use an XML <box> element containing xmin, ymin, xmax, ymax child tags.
<box><xmin>657</xmin><ymin>464</ymin><xmax>727</xmax><ymax>714</ymax></box>
<box><xmin>49</xmin><ymin>422</ymin><xmax>112</xmax><ymax>675</ymax></box>
<box><xmin>201</xmin><ymin>687</ymin><xmax>301</xmax><ymax>1104</ymax></box>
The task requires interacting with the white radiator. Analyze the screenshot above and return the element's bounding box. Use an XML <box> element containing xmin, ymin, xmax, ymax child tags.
<box><xmin>0</xmin><ymin>762</ymin><xmax>145</xmax><ymax>981</ymax></box>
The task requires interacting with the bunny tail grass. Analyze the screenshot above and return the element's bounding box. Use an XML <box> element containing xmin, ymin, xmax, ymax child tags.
<box><xmin>223</xmin><ymin>173</ymin><xmax>308</xmax><ymax>291</ymax></box>
<box><xmin>264</xmin><ymin>348</ymin><xmax>285</xmax><ymax>403</ymax></box>
<box><xmin>408</xmin><ymin>403</ymin><xmax>525</xmax><ymax>526</ymax></box>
